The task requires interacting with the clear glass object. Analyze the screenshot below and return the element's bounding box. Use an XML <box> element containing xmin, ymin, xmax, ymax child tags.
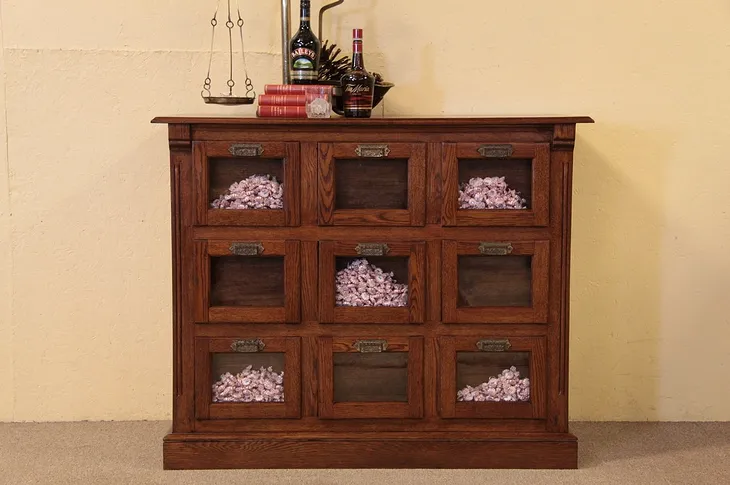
<box><xmin>305</xmin><ymin>86</ymin><xmax>333</xmax><ymax>118</ymax></box>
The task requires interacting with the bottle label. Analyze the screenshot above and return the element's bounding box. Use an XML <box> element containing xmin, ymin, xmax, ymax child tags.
<box><xmin>343</xmin><ymin>84</ymin><xmax>373</xmax><ymax>110</ymax></box>
<box><xmin>291</xmin><ymin>47</ymin><xmax>317</xmax><ymax>79</ymax></box>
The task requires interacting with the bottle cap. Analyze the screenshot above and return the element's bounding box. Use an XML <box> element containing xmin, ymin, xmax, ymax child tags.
<box><xmin>353</xmin><ymin>29</ymin><xmax>363</xmax><ymax>40</ymax></box>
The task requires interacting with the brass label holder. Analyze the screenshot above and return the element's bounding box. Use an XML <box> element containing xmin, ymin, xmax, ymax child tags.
<box><xmin>354</xmin><ymin>339</ymin><xmax>388</xmax><ymax>353</ymax></box>
<box><xmin>355</xmin><ymin>144</ymin><xmax>391</xmax><ymax>158</ymax></box>
<box><xmin>231</xmin><ymin>339</ymin><xmax>266</xmax><ymax>353</ymax></box>
<box><xmin>477</xmin><ymin>339</ymin><xmax>512</xmax><ymax>352</ymax></box>
<box><xmin>229</xmin><ymin>242</ymin><xmax>264</xmax><ymax>256</ymax></box>
<box><xmin>477</xmin><ymin>144</ymin><xmax>514</xmax><ymax>158</ymax></box>
<box><xmin>356</xmin><ymin>243</ymin><xmax>390</xmax><ymax>256</ymax></box>
<box><xmin>229</xmin><ymin>143</ymin><xmax>264</xmax><ymax>157</ymax></box>
<box><xmin>479</xmin><ymin>242</ymin><xmax>513</xmax><ymax>256</ymax></box>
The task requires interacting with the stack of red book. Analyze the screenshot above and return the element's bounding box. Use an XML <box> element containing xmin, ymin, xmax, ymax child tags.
<box><xmin>257</xmin><ymin>84</ymin><xmax>333</xmax><ymax>118</ymax></box>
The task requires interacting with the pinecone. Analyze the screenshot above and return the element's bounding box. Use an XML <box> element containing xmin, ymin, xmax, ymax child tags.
<box><xmin>318</xmin><ymin>40</ymin><xmax>351</xmax><ymax>82</ymax></box>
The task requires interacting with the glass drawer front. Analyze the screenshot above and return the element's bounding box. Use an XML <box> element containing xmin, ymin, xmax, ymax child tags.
<box><xmin>194</xmin><ymin>141</ymin><xmax>300</xmax><ymax>226</ymax></box>
<box><xmin>319</xmin><ymin>241</ymin><xmax>426</xmax><ymax>324</ymax></box>
<box><xmin>318</xmin><ymin>143</ymin><xmax>426</xmax><ymax>226</ymax></box>
<box><xmin>457</xmin><ymin>351</ymin><xmax>531</xmax><ymax>403</ymax></box>
<box><xmin>196</xmin><ymin>240</ymin><xmax>300</xmax><ymax>323</ymax></box>
<box><xmin>319</xmin><ymin>337</ymin><xmax>424</xmax><ymax>419</ymax></box>
<box><xmin>439</xmin><ymin>337</ymin><xmax>545</xmax><ymax>419</ymax></box>
<box><xmin>335</xmin><ymin>158</ymin><xmax>409</xmax><ymax>210</ymax></box>
<box><xmin>457</xmin><ymin>255</ymin><xmax>532</xmax><ymax>308</ymax></box>
<box><xmin>333</xmin><ymin>352</ymin><xmax>408</xmax><ymax>403</ymax></box>
<box><xmin>195</xmin><ymin>337</ymin><xmax>301</xmax><ymax>420</ymax></box>
<box><xmin>442</xmin><ymin>142</ymin><xmax>549</xmax><ymax>227</ymax></box>
<box><xmin>443</xmin><ymin>241</ymin><xmax>549</xmax><ymax>324</ymax></box>
<box><xmin>211</xmin><ymin>256</ymin><xmax>284</xmax><ymax>307</ymax></box>
<box><xmin>212</xmin><ymin>352</ymin><xmax>285</xmax><ymax>403</ymax></box>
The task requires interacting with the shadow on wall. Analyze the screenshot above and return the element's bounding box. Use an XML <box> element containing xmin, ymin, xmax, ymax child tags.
<box><xmin>569</xmin><ymin>124</ymin><xmax>668</xmax><ymax>421</ymax></box>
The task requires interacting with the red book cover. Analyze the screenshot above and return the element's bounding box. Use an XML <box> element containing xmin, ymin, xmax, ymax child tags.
<box><xmin>258</xmin><ymin>94</ymin><xmax>307</xmax><ymax>106</ymax></box>
<box><xmin>256</xmin><ymin>105</ymin><xmax>308</xmax><ymax>118</ymax></box>
<box><xmin>264</xmin><ymin>84</ymin><xmax>332</xmax><ymax>95</ymax></box>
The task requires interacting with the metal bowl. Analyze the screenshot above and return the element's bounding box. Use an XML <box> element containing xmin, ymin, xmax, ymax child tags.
<box><xmin>203</xmin><ymin>96</ymin><xmax>256</xmax><ymax>106</ymax></box>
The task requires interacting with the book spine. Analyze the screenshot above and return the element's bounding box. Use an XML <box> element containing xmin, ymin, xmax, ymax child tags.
<box><xmin>264</xmin><ymin>84</ymin><xmax>331</xmax><ymax>95</ymax></box>
<box><xmin>258</xmin><ymin>94</ymin><xmax>307</xmax><ymax>106</ymax></box>
<box><xmin>256</xmin><ymin>106</ymin><xmax>308</xmax><ymax>118</ymax></box>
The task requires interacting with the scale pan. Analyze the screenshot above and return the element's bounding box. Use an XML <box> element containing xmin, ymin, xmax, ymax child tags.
<box><xmin>203</xmin><ymin>96</ymin><xmax>256</xmax><ymax>106</ymax></box>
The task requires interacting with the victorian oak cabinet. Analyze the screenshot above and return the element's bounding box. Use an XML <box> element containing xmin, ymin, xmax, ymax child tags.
<box><xmin>152</xmin><ymin>116</ymin><xmax>593</xmax><ymax>469</ymax></box>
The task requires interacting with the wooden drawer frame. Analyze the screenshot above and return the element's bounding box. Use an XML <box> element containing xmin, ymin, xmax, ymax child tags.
<box><xmin>442</xmin><ymin>142</ymin><xmax>550</xmax><ymax>227</ymax></box>
<box><xmin>318</xmin><ymin>142</ymin><xmax>426</xmax><ymax>226</ymax></box>
<box><xmin>319</xmin><ymin>241</ymin><xmax>426</xmax><ymax>324</ymax></box>
<box><xmin>442</xmin><ymin>240</ymin><xmax>549</xmax><ymax>324</ymax></box>
<box><xmin>195</xmin><ymin>337</ymin><xmax>301</xmax><ymax>420</ymax></box>
<box><xmin>195</xmin><ymin>240</ymin><xmax>300</xmax><ymax>323</ymax></box>
<box><xmin>318</xmin><ymin>336</ymin><xmax>424</xmax><ymax>419</ymax></box>
<box><xmin>439</xmin><ymin>336</ymin><xmax>546</xmax><ymax>419</ymax></box>
<box><xmin>194</xmin><ymin>141</ymin><xmax>300</xmax><ymax>226</ymax></box>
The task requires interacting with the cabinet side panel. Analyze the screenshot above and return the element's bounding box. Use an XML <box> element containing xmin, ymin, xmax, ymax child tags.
<box><xmin>547</xmin><ymin>124</ymin><xmax>576</xmax><ymax>432</ymax></box>
<box><xmin>169</xmin><ymin>124</ymin><xmax>194</xmax><ymax>432</ymax></box>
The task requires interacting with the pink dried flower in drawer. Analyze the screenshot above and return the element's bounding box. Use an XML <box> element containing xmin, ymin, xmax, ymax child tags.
<box><xmin>458</xmin><ymin>176</ymin><xmax>527</xmax><ymax>210</ymax></box>
<box><xmin>335</xmin><ymin>258</ymin><xmax>408</xmax><ymax>307</ymax></box>
<box><xmin>212</xmin><ymin>365</ymin><xmax>285</xmax><ymax>403</ymax></box>
<box><xmin>211</xmin><ymin>174</ymin><xmax>284</xmax><ymax>210</ymax></box>
<box><xmin>456</xmin><ymin>367</ymin><xmax>531</xmax><ymax>403</ymax></box>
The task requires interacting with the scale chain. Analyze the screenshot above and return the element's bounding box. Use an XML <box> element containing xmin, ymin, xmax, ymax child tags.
<box><xmin>200</xmin><ymin>0</ymin><xmax>255</xmax><ymax>103</ymax></box>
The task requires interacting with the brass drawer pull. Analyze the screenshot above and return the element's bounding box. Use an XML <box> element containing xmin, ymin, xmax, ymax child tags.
<box><xmin>229</xmin><ymin>242</ymin><xmax>264</xmax><ymax>256</ymax></box>
<box><xmin>231</xmin><ymin>339</ymin><xmax>266</xmax><ymax>353</ymax></box>
<box><xmin>477</xmin><ymin>144</ymin><xmax>513</xmax><ymax>158</ymax></box>
<box><xmin>229</xmin><ymin>143</ymin><xmax>264</xmax><ymax>157</ymax></box>
<box><xmin>355</xmin><ymin>144</ymin><xmax>390</xmax><ymax>158</ymax></box>
<box><xmin>356</xmin><ymin>243</ymin><xmax>390</xmax><ymax>256</ymax></box>
<box><xmin>477</xmin><ymin>339</ymin><xmax>512</xmax><ymax>352</ymax></box>
<box><xmin>354</xmin><ymin>339</ymin><xmax>388</xmax><ymax>353</ymax></box>
<box><xmin>479</xmin><ymin>242</ymin><xmax>513</xmax><ymax>256</ymax></box>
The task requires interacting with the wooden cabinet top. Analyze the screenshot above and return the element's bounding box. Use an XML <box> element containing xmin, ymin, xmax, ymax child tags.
<box><xmin>152</xmin><ymin>116</ymin><xmax>594</xmax><ymax>127</ymax></box>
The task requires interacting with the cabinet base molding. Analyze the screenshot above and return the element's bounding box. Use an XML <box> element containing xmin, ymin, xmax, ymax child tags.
<box><xmin>163</xmin><ymin>432</ymin><xmax>578</xmax><ymax>469</ymax></box>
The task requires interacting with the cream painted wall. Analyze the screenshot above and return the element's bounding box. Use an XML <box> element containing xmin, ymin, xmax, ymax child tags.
<box><xmin>0</xmin><ymin>4</ymin><xmax>13</xmax><ymax>422</ymax></box>
<box><xmin>0</xmin><ymin>0</ymin><xmax>728</xmax><ymax>422</ymax></box>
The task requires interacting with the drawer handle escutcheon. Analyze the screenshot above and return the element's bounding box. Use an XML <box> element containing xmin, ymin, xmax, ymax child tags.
<box><xmin>229</xmin><ymin>143</ymin><xmax>264</xmax><ymax>157</ymax></box>
<box><xmin>477</xmin><ymin>144</ymin><xmax>514</xmax><ymax>158</ymax></box>
<box><xmin>231</xmin><ymin>339</ymin><xmax>266</xmax><ymax>353</ymax></box>
<box><xmin>479</xmin><ymin>242</ymin><xmax>513</xmax><ymax>256</ymax></box>
<box><xmin>477</xmin><ymin>339</ymin><xmax>512</xmax><ymax>352</ymax></box>
<box><xmin>230</xmin><ymin>242</ymin><xmax>264</xmax><ymax>256</ymax></box>
<box><xmin>354</xmin><ymin>339</ymin><xmax>388</xmax><ymax>353</ymax></box>
<box><xmin>356</xmin><ymin>243</ymin><xmax>390</xmax><ymax>256</ymax></box>
<box><xmin>356</xmin><ymin>144</ymin><xmax>390</xmax><ymax>158</ymax></box>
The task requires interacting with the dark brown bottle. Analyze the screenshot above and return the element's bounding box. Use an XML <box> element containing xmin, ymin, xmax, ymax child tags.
<box><xmin>289</xmin><ymin>0</ymin><xmax>321</xmax><ymax>85</ymax></box>
<box><xmin>341</xmin><ymin>29</ymin><xmax>375</xmax><ymax>118</ymax></box>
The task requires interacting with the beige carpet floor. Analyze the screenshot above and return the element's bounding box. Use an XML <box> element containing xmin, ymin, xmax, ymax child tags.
<box><xmin>0</xmin><ymin>422</ymin><xmax>728</xmax><ymax>484</ymax></box>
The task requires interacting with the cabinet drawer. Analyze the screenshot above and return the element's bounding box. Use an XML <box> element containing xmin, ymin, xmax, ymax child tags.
<box><xmin>318</xmin><ymin>142</ymin><xmax>426</xmax><ymax>226</ymax></box>
<box><xmin>439</xmin><ymin>336</ymin><xmax>546</xmax><ymax>419</ymax></box>
<box><xmin>318</xmin><ymin>337</ymin><xmax>424</xmax><ymax>419</ymax></box>
<box><xmin>442</xmin><ymin>240</ymin><xmax>549</xmax><ymax>324</ymax></box>
<box><xmin>194</xmin><ymin>240</ymin><xmax>300</xmax><ymax>323</ymax></box>
<box><xmin>194</xmin><ymin>141</ymin><xmax>300</xmax><ymax>226</ymax></box>
<box><xmin>442</xmin><ymin>142</ymin><xmax>549</xmax><ymax>226</ymax></box>
<box><xmin>195</xmin><ymin>337</ymin><xmax>301</xmax><ymax>420</ymax></box>
<box><xmin>319</xmin><ymin>241</ymin><xmax>426</xmax><ymax>324</ymax></box>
